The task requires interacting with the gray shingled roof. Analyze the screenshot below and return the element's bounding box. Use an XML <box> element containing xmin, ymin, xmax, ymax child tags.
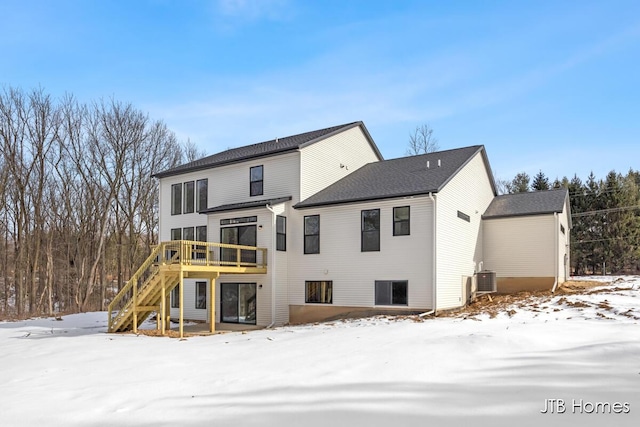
<box><xmin>200</xmin><ymin>196</ymin><xmax>292</xmax><ymax>214</ymax></box>
<box><xmin>153</xmin><ymin>121</ymin><xmax>381</xmax><ymax>178</ymax></box>
<box><xmin>483</xmin><ymin>188</ymin><xmax>568</xmax><ymax>219</ymax></box>
<box><xmin>295</xmin><ymin>145</ymin><xmax>494</xmax><ymax>209</ymax></box>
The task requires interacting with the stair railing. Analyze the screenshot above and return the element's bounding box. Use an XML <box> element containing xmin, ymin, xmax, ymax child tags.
<box><xmin>107</xmin><ymin>243</ymin><xmax>165</xmax><ymax>332</ymax></box>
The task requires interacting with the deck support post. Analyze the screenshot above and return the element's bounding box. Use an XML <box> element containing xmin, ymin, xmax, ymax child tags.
<box><xmin>160</xmin><ymin>272</ymin><xmax>166</xmax><ymax>335</ymax></box>
<box><xmin>209</xmin><ymin>274</ymin><xmax>218</xmax><ymax>334</ymax></box>
<box><xmin>179</xmin><ymin>270</ymin><xmax>184</xmax><ymax>338</ymax></box>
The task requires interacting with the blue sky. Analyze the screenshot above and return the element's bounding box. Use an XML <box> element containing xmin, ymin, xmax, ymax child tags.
<box><xmin>2</xmin><ymin>0</ymin><xmax>639</xmax><ymax>183</ymax></box>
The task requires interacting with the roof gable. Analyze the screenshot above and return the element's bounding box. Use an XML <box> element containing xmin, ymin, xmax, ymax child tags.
<box><xmin>483</xmin><ymin>188</ymin><xmax>569</xmax><ymax>219</ymax></box>
<box><xmin>295</xmin><ymin>145</ymin><xmax>489</xmax><ymax>209</ymax></box>
<box><xmin>153</xmin><ymin>121</ymin><xmax>382</xmax><ymax>178</ymax></box>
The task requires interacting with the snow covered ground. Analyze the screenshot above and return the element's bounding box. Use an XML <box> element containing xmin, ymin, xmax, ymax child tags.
<box><xmin>1</xmin><ymin>277</ymin><xmax>639</xmax><ymax>427</ymax></box>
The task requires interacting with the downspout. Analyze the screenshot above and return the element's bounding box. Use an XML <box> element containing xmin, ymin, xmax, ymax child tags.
<box><xmin>265</xmin><ymin>204</ymin><xmax>277</xmax><ymax>327</ymax></box>
<box><xmin>551</xmin><ymin>212</ymin><xmax>559</xmax><ymax>293</ymax></box>
<box><xmin>428</xmin><ymin>192</ymin><xmax>437</xmax><ymax>315</ymax></box>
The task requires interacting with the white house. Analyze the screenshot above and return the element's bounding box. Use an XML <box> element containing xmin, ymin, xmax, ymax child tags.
<box><xmin>483</xmin><ymin>189</ymin><xmax>572</xmax><ymax>292</ymax></box>
<box><xmin>147</xmin><ymin>121</ymin><xmax>571</xmax><ymax>329</ymax></box>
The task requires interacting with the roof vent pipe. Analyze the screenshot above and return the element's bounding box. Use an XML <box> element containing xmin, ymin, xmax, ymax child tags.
<box><xmin>427</xmin><ymin>160</ymin><xmax>430</xmax><ymax>169</ymax></box>
<box><xmin>438</xmin><ymin>159</ymin><xmax>441</xmax><ymax>167</ymax></box>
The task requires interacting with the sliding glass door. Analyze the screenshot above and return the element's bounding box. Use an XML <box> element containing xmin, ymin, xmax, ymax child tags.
<box><xmin>221</xmin><ymin>283</ymin><xmax>257</xmax><ymax>324</ymax></box>
<box><xmin>220</xmin><ymin>225</ymin><xmax>257</xmax><ymax>264</ymax></box>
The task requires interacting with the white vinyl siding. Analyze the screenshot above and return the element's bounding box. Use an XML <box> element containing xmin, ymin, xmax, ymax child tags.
<box><xmin>299</xmin><ymin>126</ymin><xmax>380</xmax><ymax>201</ymax></box>
<box><xmin>558</xmin><ymin>204</ymin><xmax>570</xmax><ymax>282</ymax></box>
<box><xmin>169</xmin><ymin>279</ymin><xmax>209</xmax><ymax>322</ymax></box>
<box><xmin>435</xmin><ymin>152</ymin><xmax>495</xmax><ymax>310</ymax></box>
<box><xmin>209</xmin><ymin>203</ymin><xmax>290</xmax><ymax>326</ymax></box>
<box><xmin>288</xmin><ymin>197</ymin><xmax>433</xmax><ymax>309</ymax></box>
<box><xmin>483</xmin><ymin>215</ymin><xmax>556</xmax><ymax>277</ymax></box>
<box><xmin>159</xmin><ymin>152</ymin><xmax>299</xmax><ymax>242</ymax></box>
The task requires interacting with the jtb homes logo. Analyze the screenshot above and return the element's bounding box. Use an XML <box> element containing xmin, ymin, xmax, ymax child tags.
<box><xmin>540</xmin><ymin>398</ymin><xmax>631</xmax><ymax>414</ymax></box>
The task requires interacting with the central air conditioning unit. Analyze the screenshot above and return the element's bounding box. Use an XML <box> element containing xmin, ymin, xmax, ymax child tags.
<box><xmin>476</xmin><ymin>270</ymin><xmax>497</xmax><ymax>293</ymax></box>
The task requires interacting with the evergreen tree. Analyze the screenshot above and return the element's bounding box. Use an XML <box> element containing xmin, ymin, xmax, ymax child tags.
<box><xmin>532</xmin><ymin>170</ymin><xmax>550</xmax><ymax>191</ymax></box>
<box><xmin>508</xmin><ymin>172</ymin><xmax>530</xmax><ymax>193</ymax></box>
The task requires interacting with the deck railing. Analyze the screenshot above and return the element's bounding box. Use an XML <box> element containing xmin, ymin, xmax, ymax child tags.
<box><xmin>107</xmin><ymin>240</ymin><xmax>267</xmax><ymax>332</ymax></box>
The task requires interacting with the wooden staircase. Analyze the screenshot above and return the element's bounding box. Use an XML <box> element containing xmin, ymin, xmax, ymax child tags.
<box><xmin>107</xmin><ymin>240</ymin><xmax>267</xmax><ymax>334</ymax></box>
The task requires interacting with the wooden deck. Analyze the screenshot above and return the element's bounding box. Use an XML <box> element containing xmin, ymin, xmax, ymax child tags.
<box><xmin>107</xmin><ymin>240</ymin><xmax>267</xmax><ymax>337</ymax></box>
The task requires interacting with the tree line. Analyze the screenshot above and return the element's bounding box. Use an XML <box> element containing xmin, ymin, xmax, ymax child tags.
<box><xmin>411</xmin><ymin>123</ymin><xmax>639</xmax><ymax>276</ymax></box>
<box><xmin>500</xmin><ymin>169</ymin><xmax>640</xmax><ymax>275</ymax></box>
<box><xmin>0</xmin><ymin>87</ymin><xmax>202</xmax><ymax>318</ymax></box>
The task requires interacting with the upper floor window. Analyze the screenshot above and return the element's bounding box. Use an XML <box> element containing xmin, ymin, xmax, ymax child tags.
<box><xmin>184</xmin><ymin>181</ymin><xmax>195</xmax><ymax>214</ymax></box>
<box><xmin>276</xmin><ymin>216</ymin><xmax>286</xmax><ymax>251</ymax></box>
<box><xmin>361</xmin><ymin>209</ymin><xmax>380</xmax><ymax>252</ymax></box>
<box><xmin>196</xmin><ymin>179</ymin><xmax>208</xmax><ymax>212</ymax></box>
<box><xmin>304</xmin><ymin>215</ymin><xmax>320</xmax><ymax>254</ymax></box>
<box><xmin>171</xmin><ymin>184</ymin><xmax>182</xmax><ymax>215</ymax></box>
<box><xmin>393</xmin><ymin>206</ymin><xmax>410</xmax><ymax>236</ymax></box>
<box><xmin>250</xmin><ymin>165</ymin><xmax>263</xmax><ymax>196</ymax></box>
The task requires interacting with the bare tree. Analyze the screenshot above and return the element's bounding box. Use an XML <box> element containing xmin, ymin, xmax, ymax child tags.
<box><xmin>0</xmin><ymin>87</ymin><xmax>187</xmax><ymax>317</ymax></box>
<box><xmin>406</xmin><ymin>124</ymin><xmax>440</xmax><ymax>156</ymax></box>
<box><xmin>181</xmin><ymin>138</ymin><xmax>207</xmax><ymax>162</ymax></box>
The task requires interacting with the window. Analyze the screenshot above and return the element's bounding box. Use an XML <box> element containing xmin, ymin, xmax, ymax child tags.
<box><xmin>306</xmin><ymin>281</ymin><xmax>333</xmax><ymax>304</ymax></box>
<box><xmin>276</xmin><ymin>216</ymin><xmax>286</xmax><ymax>251</ymax></box>
<box><xmin>196</xmin><ymin>226</ymin><xmax>207</xmax><ymax>242</ymax></box>
<box><xmin>183</xmin><ymin>181</ymin><xmax>195</xmax><ymax>214</ymax></box>
<box><xmin>195</xmin><ymin>281</ymin><xmax>207</xmax><ymax>309</ymax></box>
<box><xmin>393</xmin><ymin>206</ymin><xmax>410</xmax><ymax>236</ymax></box>
<box><xmin>195</xmin><ymin>226</ymin><xmax>207</xmax><ymax>259</ymax></box>
<box><xmin>183</xmin><ymin>227</ymin><xmax>194</xmax><ymax>241</ymax></box>
<box><xmin>171</xmin><ymin>183</ymin><xmax>182</xmax><ymax>215</ymax></box>
<box><xmin>361</xmin><ymin>209</ymin><xmax>380</xmax><ymax>251</ymax></box>
<box><xmin>171</xmin><ymin>286</ymin><xmax>179</xmax><ymax>308</ymax></box>
<box><xmin>170</xmin><ymin>228</ymin><xmax>181</xmax><ymax>240</ymax></box>
<box><xmin>375</xmin><ymin>281</ymin><xmax>408</xmax><ymax>306</ymax></box>
<box><xmin>196</xmin><ymin>179</ymin><xmax>208</xmax><ymax>212</ymax></box>
<box><xmin>221</xmin><ymin>225</ymin><xmax>257</xmax><ymax>263</ymax></box>
<box><xmin>169</xmin><ymin>228</ymin><xmax>182</xmax><ymax>259</ymax></box>
<box><xmin>457</xmin><ymin>210</ymin><xmax>470</xmax><ymax>222</ymax></box>
<box><xmin>304</xmin><ymin>215</ymin><xmax>320</xmax><ymax>254</ymax></box>
<box><xmin>560</xmin><ymin>224</ymin><xmax>566</xmax><ymax>235</ymax></box>
<box><xmin>250</xmin><ymin>165</ymin><xmax>263</xmax><ymax>196</ymax></box>
<box><xmin>220</xmin><ymin>216</ymin><xmax>257</xmax><ymax>225</ymax></box>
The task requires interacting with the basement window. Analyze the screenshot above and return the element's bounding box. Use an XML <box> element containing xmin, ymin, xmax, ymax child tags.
<box><xmin>375</xmin><ymin>280</ymin><xmax>408</xmax><ymax>306</ymax></box>
<box><xmin>195</xmin><ymin>282</ymin><xmax>207</xmax><ymax>309</ymax></box>
<box><xmin>306</xmin><ymin>281</ymin><xmax>333</xmax><ymax>304</ymax></box>
<box><xmin>171</xmin><ymin>286</ymin><xmax>179</xmax><ymax>308</ymax></box>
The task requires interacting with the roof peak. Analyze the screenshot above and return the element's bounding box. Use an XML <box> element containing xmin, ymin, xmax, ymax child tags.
<box><xmin>154</xmin><ymin>121</ymin><xmax>379</xmax><ymax>178</ymax></box>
